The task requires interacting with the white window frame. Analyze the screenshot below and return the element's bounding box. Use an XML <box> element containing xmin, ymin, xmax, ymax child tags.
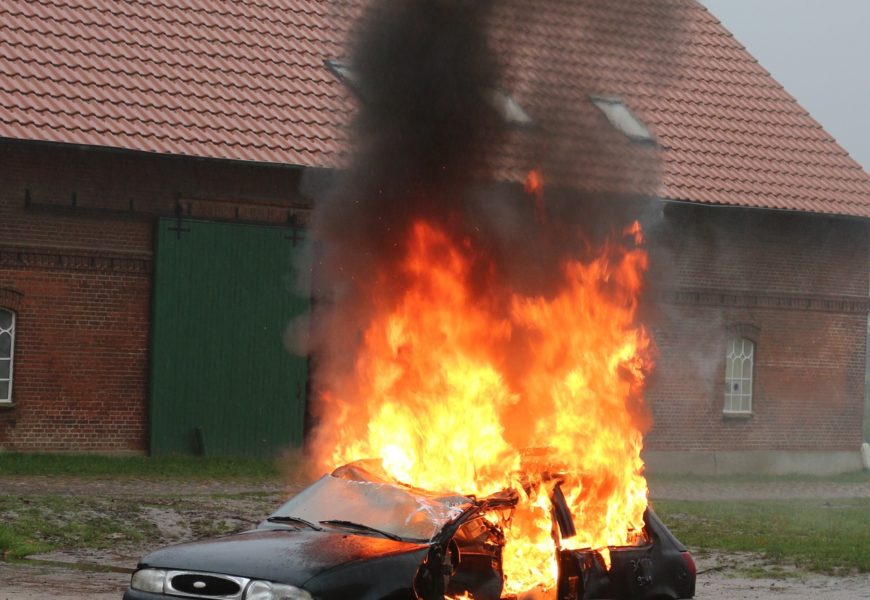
<box><xmin>724</xmin><ymin>337</ymin><xmax>754</xmax><ymax>414</ymax></box>
<box><xmin>488</xmin><ymin>88</ymin><xmax>533</xmax><ymax>125</ymax></box>
<box><xmin>589</xmin><ymin>95</ymin><xmax>655</xmax><ymax>143</ymax></box>
<box><xmin>0</xmin><ymin>308</ymin><xmax>14</xmax><ymax>404</ymax></box>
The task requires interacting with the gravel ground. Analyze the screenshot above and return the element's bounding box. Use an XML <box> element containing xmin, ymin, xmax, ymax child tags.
<box><xmin>2</xmin><ymin>474</ymin><xmax>870</xmax><ymax>599</ymax></box>
<box><xmin>0</xmin><ymin>561</ymin><xmax>129</xmax><ymax>600</ymax></box>
<box><xmin>3</xmin><ymin>559</ymin><xmax>869</xmax><ymax>600</ymax></box>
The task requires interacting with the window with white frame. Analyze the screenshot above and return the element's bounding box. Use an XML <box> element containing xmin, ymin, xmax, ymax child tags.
<box><xmin>0</xmin><ymin>309</ymin><xmax>14</xmax><ymax>403</ymax></box>
<box><xmin>589</xmin><ymin>96</ymin><xmax>655</xmax><ymax>143</ymax></box>
<box><xmin>724</xmin><ymin>337</ymin><xmax>754</xmax><ymax>414</ymax></box>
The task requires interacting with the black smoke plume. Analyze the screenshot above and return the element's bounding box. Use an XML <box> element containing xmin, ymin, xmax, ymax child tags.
<box><xmin>304</xmin><ymin>0</ymin><xmax>687</xmax><ymax>453</ymax></box>
<box><xmin>308</xmin><ymin>0</ymin><xmax>506</xmax><ymax>394</ymax></box>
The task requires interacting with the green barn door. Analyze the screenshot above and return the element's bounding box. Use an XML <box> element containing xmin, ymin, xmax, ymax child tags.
<box><xmin>150</xmin><ymin>219</ymin><xmax>310</xmax><ymax>457</ymax></box>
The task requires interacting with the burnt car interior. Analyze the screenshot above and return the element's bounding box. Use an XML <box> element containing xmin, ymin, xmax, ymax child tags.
<box><xmin>267</xmin><ymin>460</ymin><xmax>520</xmax><ymax>600</ymax></box>
<box><xmin>266</xmin><ymin>461</ymin><xmax>695</xmax><ymax>600</ymax></box>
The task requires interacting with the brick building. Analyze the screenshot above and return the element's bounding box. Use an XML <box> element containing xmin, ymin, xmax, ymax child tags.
<box><xmin>1</xmin><ymin>141</ymin><xmax>310</xmax><ymax>454</ymax></box>
<box><xmin>1</xmin><ymin>0</ymin><xmax>868</xmax><ymax>471</ymax></box>
<box><xmin>644</xmin><ymin>205</ymin><xmax>869</xmax><ymax>473</ymax></box>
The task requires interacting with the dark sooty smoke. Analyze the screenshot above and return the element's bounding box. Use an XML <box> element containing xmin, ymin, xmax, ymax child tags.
<box><xmin>352</xmin><ymin>0</ymin><xmax>500</xmax><ymax>198</ymax></box>
<box><xmin>305</xmin><ymin>0</ymin><xmax>687</xmax><ymax>437</ymax></box>
<box><xmin>306</xmin><ymin>0</ymin><xmax>506</xmax><ymax>408</ymax></box>
<box><xmin>314</xmin><ymin>0</ymin><xmax>685</xmax><ymax>286</ymax></box>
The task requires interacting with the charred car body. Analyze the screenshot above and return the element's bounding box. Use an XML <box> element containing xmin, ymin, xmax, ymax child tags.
<box><xmin>124</xmin><ymin>461</ymin><xmax>695</xmax><ymax>600</ymax></box>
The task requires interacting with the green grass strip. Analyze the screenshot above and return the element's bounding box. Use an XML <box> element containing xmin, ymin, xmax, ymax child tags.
<box><xmin>654</xmin><ymin>498</ymin><xmax>870</xmax><ymax>574</ymax></box>
<box><xmin>0</xmin><ymin>453</ymin><xmax>285</xmax><ymax>479</ymax></box>
<box><xmin>647</xmin><ymin>471</ymin><xmax>870</xmax><ymax>484</ymax></box>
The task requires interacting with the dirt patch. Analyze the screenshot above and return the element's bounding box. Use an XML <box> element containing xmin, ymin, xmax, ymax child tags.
<box><xmin>0</xmin><ymin>475</ymin><xmax>291</xmax><ymax>598</ymax></box>
<box><xmin>0</xmin><ymin>561</ymin><xmax>129</xmax><ymax>600</ymax></box>
<box><xmin>695</xmin><ymin>552</ymin><xmax>870</xmax><ymax>599</ymax></box>
<box><xmin>4</xmin><ymin>556</ymin><xmax>870</xmax><ymax>600</ymax></box>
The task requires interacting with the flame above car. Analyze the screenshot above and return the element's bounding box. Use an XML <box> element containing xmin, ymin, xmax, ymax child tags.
<box><xmin>314</xmin><ymin>217</ymin><xmax>653</xmax><ymax>595</ymax></box>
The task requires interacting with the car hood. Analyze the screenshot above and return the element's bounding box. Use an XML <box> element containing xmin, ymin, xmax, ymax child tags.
<box><xmin>139</xmin><ymin>527</ymin><xmax>430</xmax><ymax>585</ymax></box>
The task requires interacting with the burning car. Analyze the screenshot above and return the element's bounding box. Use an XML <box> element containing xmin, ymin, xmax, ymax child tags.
<box><xmin>123</xmin><ymin>460</ymin><xmax>695</xmax><ymax>600</ymax></box>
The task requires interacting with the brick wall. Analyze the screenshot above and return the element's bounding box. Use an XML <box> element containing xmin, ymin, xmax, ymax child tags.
<box><xmin>644</xmin><ymin>203</ymin><xmax>870</xmax><ymax>452</ymax></box>
<box><xmin>2</xmin><ymin>138</ymin><xmax>868</xmax><ymax>455</ymax></box>
<box><xmin>0</xmin><ymin>269</ymin><xmax>150</xmax><ymax>452</ymax></box>
<box><xmin>0</xmin><ymin>139</ymin><xmax>307</xmax><ymax>453</ymax></box>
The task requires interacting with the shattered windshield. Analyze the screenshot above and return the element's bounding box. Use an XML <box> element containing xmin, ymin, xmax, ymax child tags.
<box><xmin>267</xmin><ymin>463</ymin><xmax>474</xmax><ymax>542</ymax></box>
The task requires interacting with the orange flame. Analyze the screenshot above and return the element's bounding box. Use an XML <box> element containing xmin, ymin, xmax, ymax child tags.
<box><xmin>318</xmin><ymin>218</ymin><xmax>652</xmax><ymax>594</ymax></box>
<box><xmin>525</xmin><ymin>169</ymin><xmax>544</xmax><ymax>196</ymax></box>
<box><xmin>525</xmin><ymin>169</ymin><xmax>546</xmax><ymax>224</ymax></box>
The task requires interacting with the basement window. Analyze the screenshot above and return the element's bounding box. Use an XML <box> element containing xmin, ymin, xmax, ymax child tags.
<box><xmin>589</xmin><ymin>96</ymin><xmax>655</xmax><ymax>143</ymax></box>
<box><xmin>724</xmin><ymin>337</ymin><xmax>754</xmax><ymax>415</ymax></box>
<box><xmin>0</xmin><ymin>309</ymin><xmax>14</xmax><ymax>403</ymax></box>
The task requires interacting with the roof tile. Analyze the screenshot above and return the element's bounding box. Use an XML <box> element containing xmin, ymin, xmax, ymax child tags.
<box><xmin>0</xmin><ymin>0</ymin><xmax>868</xmax><ymax>216</ymax></box>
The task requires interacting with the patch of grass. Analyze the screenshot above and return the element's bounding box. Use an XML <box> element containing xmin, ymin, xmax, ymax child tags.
<box><xmin>190</xmin><ymin>518</ymin><xmax>238</xmax><ymax>539</ymax></box>
<box><xmin>0</xmin><ymin>526</ymin><xmax>53</xmax><ymax>559</ymax></box>
<box><xmin>647</xmin><ymin>470</ymin><xmax>870</xmax><ymax>485</ymax></box>
<box><xmin>0</xmin><ymin>453</ymin><xmax>287</xmax><ymax>480</ymax></box>
<box><xmin>738</xmin><ymin>563</ymin><xmax>804</xmax><ymax>580</ymax></box>
<box><xmin>0</xmin><ymin>495</ymin><xmax>157</xmax><ymax>559</ymax></box>
<box><xmin>654</xmin><ymin>498</ymin><xmax>870</xmax><ymax>574</ymax></box>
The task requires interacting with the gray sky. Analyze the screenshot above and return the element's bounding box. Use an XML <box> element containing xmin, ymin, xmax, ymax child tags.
<box><xmin>701</xmin><ymin>0</ymin><xmax>870</xmax><ymax>172</ymax></box>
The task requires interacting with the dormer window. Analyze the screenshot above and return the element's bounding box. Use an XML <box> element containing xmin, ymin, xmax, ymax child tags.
<box><xmin>488</xmin><ymin>88</ymin><xmax>533</xmax><ymax>126</ymax></box>
<box><xmin>325</xmin><ymin>59</ymin><xmax>359</xmax><ymax>88</ymax></box>
<box><xmin>589</xmin><ymin>96</ymin><xmax>655</xmax><ymax>143</ymax></box>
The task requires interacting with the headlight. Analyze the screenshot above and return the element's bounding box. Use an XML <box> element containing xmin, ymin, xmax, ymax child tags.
<box><xmin>130</xmin><ymin>568</ymin><xmax>167</xmax><ymax>593</ymax></box>
<box><xmin>245</xmin><ymin>580</ymin><xmax>313</xmax><ymax>600</ymax></box>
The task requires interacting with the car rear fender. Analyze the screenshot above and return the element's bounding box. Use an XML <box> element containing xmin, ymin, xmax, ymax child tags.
<box><xmin>556</xmin><ymin>509</ymin><xmax>695</xmax><ymax>600</ymax></box>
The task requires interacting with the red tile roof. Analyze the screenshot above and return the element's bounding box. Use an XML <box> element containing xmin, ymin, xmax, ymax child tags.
<box><xmin>2</xmin><ymin>0</ymin><xmax>869</xmax><ymax>217</ymax></box>
<box><xmin>0</xmin><ymin>0</ymin><xmax>354</xmax><ymax>166</ymax></box>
